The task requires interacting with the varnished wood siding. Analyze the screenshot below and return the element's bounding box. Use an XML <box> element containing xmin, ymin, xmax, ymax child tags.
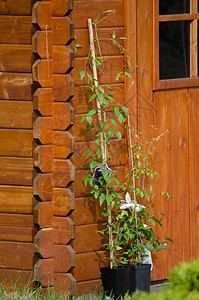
<box><xmin>0</xmin><ymin>0</ymin><xmax>36</xmax><ymax>286</ymax></box>
<box><xmin>70</xmin><ymin>0</ymin><xmax>125</xmax><ymax>294</ymax></box>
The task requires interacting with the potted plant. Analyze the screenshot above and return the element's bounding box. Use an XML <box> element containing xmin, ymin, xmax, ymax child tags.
<box><xmin>76</xmin><ymin>10</ymin><xmax>172</xmax><ymax>298</ymax></box>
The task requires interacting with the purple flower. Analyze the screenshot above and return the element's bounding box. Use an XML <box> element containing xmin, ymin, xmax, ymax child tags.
<box><xmin>93</xmin><ymin>164</ymin><xmax>111</xmax><ymax>186</ymax></box>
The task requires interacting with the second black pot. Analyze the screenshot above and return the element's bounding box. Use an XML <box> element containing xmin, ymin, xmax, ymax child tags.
<box><xmin>129</xmin><ymin>264</ymin><xmax>151</xmax><ymax>294</ymax></box>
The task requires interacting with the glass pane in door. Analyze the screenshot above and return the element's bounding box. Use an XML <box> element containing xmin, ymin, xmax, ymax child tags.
<box><xmin>159</xmin><ymin>0</ymin><xmax>190</xmax><ymax>15</ymax></box>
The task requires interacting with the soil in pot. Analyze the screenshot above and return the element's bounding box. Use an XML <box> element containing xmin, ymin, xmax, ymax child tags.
<box><xmin>100</xmin><ymin>265</ymin><xmax>131</xmax><ymax>299</ymax></box>
<box><xmin>129</xmin><ymin>264</ymin><xmax>151</xmax><ymax>294</ymax></box>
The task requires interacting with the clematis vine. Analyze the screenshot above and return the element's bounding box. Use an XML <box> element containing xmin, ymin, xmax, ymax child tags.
<box><xmin>120</xmin><ymin>192</ymin><xmax>145</xmax><ymax>212</ymax></box>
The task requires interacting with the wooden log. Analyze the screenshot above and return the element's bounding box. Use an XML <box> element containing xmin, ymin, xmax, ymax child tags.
<box><xmin>54</xmin><ymin>273</ymin><xmax>76</xmax><ymax>296</ymax></box>
<box><xmin>0</xmin><ymin>129</ymin><xmax>34</xmax><ymax>157</ymax></box>
<box><xmin>0</xmin><ymin>241</ymin><xmax>35</xmax><ymax>270</ymax></box>
<box><xmin>72</xmin><ymin>224</ymin><xmax>105</xmax><ymax>253</ymax></box>
<box><xmin>0</xmin><ymin>45</ymin><xmax>32</xmax><ymax>73</ymax></box>
<box><xmin>71</xmin><ymin>138</ymin><xmax>126</xmax><ymax>170</ymax></box>
<box><xmin>0</xmin><ymin>16</ymin><xmax>35</xmax><ymax>44</ymax></box>
<box><xmin>32</xmin><ymin>30</ymin><xmax>53</xmax><ymax>59</ymax></box>
<box><xmin>53</xmin><ymin>216</ymin><xmax>75</xmax><ymax>245</ymax></box>
<box><xmin>54</xmin><ymin>245</ymin><xmax>75</xmax><ymax>273</ymax></box>
<box><xmin>71</xmin><ymin>83</ymin><xmax>125</xmax><ymax>114</ymax></box>
<box><xmin>33</xmin><ymin>173</ymin><xmax>53</xmax><ymax>201</ymax></box>
<box><xmin>0</xmin><ymin>186</ymin><xmax>36</xmax><ymax>214</ymax></box>
<box><xmin>0</xmin><ymin>0</ymin><xmax>34</xmax><ymax>16</ymax></box>
<box><xmin>32</xmin><ymin>1</ymin><xmax>52</xmax><ymax>30</ymax></box>
<box><xmin>53</xmin><ymin>159</ymin><xmax>75</xmax><ymax>188</ymax></box>
<box><xmin>71</xmin><ymin>197</ymin><xmax>105</xmax><ymax>226</ymax></box>
<box><xmin>53</xmin><ymin>74</ymin><xmax>74</xmax><ymax>101</ymax></box>
<box><xmin>0</xmin><ymin>101</ymin><xmax>33</xmax><ymax>129</ymax></box>
<box><xmin>53</xmin><ymin>46</ymin><xmax>74</xmax><ymax>74</ymax></box>
<box><xmin>0</xmin><ymin>213</ymin><xmax>36</xmax><ymax>243</ymax></box>
<box><xmin>52</xmin><ymin>0</ymin><xmax>74</xmax><ymax>16</ymax></box>
<box><xmin>0</xmin><ymin>270</ymin><xmax>34</xmax><ymax>289</ymax></box>
<box><xmin>33</xmin><ymin>88</ymin><xmax>53</xmax><ymax>117</ymax></box>
<box><xmin>53</xmin><ymin>102</ymin><xmax>74</xmax><ymax>131</ymax></box>
<box><xmin>76</xmin><ymin>279</ymin><xmax>102</xmax><ymax>295</ymax></box>
<box><xmin>34</xmin><ymin>258</ymin><xmax>53</xmax><ymax>286</ymax></box>
<box><xmin>33</xmin><ymin>117</ymin><xmax>53</xmax><ymax>145</ymax></box>
<box><xmin>52</xmin><ymin>17</ymin><xmax>74</xmax><ymax>45</ymax></box>
<box><xmin>33</xmin><ymin>145</ymin><xmax>53</xmax><ymax>173</ymax></box>
<box><xmin>72</xmin><ymin>56</ymin><xmax>124</xmax><ymax>86</ymax></box>
<box><xmin>72</xmin><ymin>251</ymin><xmax>107</xmax><ymax>282</ymax></box>
<box><xmin>33</xmin><ymin>202</ymin><xmax>53</xmax><ymax>228</ymax></box>
<box><xmin>32</xmin><ymin>59</ymin><xmax>53</xmax><ymax>87</ymax></box>
<box><xmin>53</xmin><ymin>131</ymin><xmax>75</xmax><ymax>159</ymax></box>
<box><xmin>71</xmin><ymin>166</ymin><xmax>125</xmax><ymax>198</ymax></box>
<box><xmin>0</xmin><ymin>73</ymin><xmax>33</xmax><ymax>100</ymax></box>
<box><xmin>0</xmin><ymin>157</ymin><xmax>36</xmax><ymax>186</ymax></box>
<box><xmin>71</xmin><ymin>0</ymin><xmax>123</xmax><ymax>29</ymax></box>
<box><xmin>72</xmin><ymin>27</ymin><xmax>124</xmax><ymax>57</ymax></box>
<box><xmin>53</xmin><ymin>188</ymin><xmax>75</xmax><ymax>216</ymax></box>
<box><xmin>34</xmin><ymin>228</ymin><xmax>54</xmax><ymax>258</ymax></box>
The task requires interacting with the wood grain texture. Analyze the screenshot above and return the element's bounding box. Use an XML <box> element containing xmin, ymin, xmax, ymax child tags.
<box><xmin>72</xmin><ymin>251</ymin><xmax>107</xmax><ymax>282</ymax></box>
<box><xmin>53</xmin><ymin>46</ymin><xmax>74</xmax><ymax>74</ymax></box>
<box><xmin>53</xmin><ymin>188</ymin><xmax>75</xmax><ymax>216</ymax></box>
<box><xmin>53</xmin><ymin>102</ymin><xmax>74</xmax><ymax>131</ymax></box>
<box><xmin>0</xmin><ymin>157</ymin><xmax>35</xmax><ymax>186</ymax></box>
<box><xmin>76</xmin><ymin>279</ymin><xmax>102</xmax><ymax>295</ymax></box>
<box><xmin>32</xmin><ymin>59</ymin><xmax>53</xmax><ymax>88</ymax></box>
<box><xmin>72</xmin><ymin>27</ymin><xmax>124</xmax><ymax>57</ymax></box>
<box><xmin>71</xmin><ymin>84</ymin><xmax>124</xmax><ymax>114</ymax></box>
<box><xmin>33</xmin><ymin>117</ymin><xmax>53</xmax><ymax>145</ymax></box>
<box><xmin>34</xmin><ymin>258</ymin><xmax>54</xmax><ymax>286</ymax></box>
<box><xmin>33</xmin><ymin>202</ymin><xmax>53</xmax><ymax>228</ymax></box>
<box><xmin>71</xmin><ymin>197</ymin><xmax>105</xmax><ymax>225</ymax></box>
<box><xmin>53</xmin><ymin>159</ymin><xmax>75</xmax><ymax>188</ymax></box>
<box><xmin>0</xmin><ymin>129</ymin><xmax>34</xmax><ymax>157</ymax></box>
<box><xmin>189</xmin><ymin>88</ymin><xmax>199</xmax><ymax>260</ymax></box>
<box><xmin>32</xmin><ymin>1</ymin><xmax>52</xmax><ymax>30</ymax></box>
<box><xmin>0</xmin><ymin>186</ymin><xmax>36</xmax><ymax>214</ymax></box>
<box><xmin>54</xmin><ymin>245</ymin><xmax>75</xmax><ymax>273</ymax></box>
<box><xmin>32</xmin><ymin>30</ymin><xmax>53</xmax><ymax>59</ymax></box>
<box><xmin>0</xmin><ymin>269</ymin><xmax>34</xmax><ymax>289</ymax></box>
<box><xmin>33</xmin><ymin>173</ymin><xmax>53</xmax><ymax>201</ymax></box>
<box><xmin>33</xmin><ymin>88</ymin><xmax>53</xmax><ymax>117</ymax></box>
<box><xmin>0</xmin><ymin>101</ymin><xmax>33</xmax><ymax>129</ymax></box>
<box><xmin>54</xmin><ymin>273</ymin><xmax>76</xmax><ymax>296</ymax></box>
<box><xmin>53</xmin><ymin>131</ymin><xmax>75</xmax><ymax>159</ymax></box>
<box><xmin>52</xmin><ymin>0</ymin><xmax>74</xmax><ymax>16</ymax></box>
<box><xmin>0</xmin><ymin>241</ymin><xmax>35</xmax><ymax>270</ymax></box>
<box><xmin>0</xmin><ymin>0</ymin><xmax>36</xmax><ymax>15</ymax></box>
<box><xmin>0</xmin><ymin>73</ymin><xmax>33</xmax><ymax>100</ymax></box>
<box><xmin>72</xmin><ymin>224</ymin><xmax>105</xmax><ymax>253</ymax></box>
<box><xmin>53</xmin><ymin>216</ymin><xmax>75</xmax><ymax>245</ymax></box>
<box><xmin>34</xmin><ymin>228</ymin><xmax>54</xmax><ymax>258</ymax></box>
<box><xmin>53</xmin><ymin>74</ymin><xmax>74</xmax><ymax>101</ymax></box>
<box><xmin>0</xmin><ymin>16</ymin><xmax>35</xmax><ymax>44</ymax></box>
<box><xmin>33</xmin><ymin>145</ymin><xmax>53</xmax><ymax>173</ymax></box>
<box><xmin>71</xmin><ymin>0</ymin><xmax>123</xmax><ymax>29</ymax></box>
<box><xmin>0</xmin><ymin>213</ymin><xmax>36</xmax><ymax>243</ymax></box>
<box><xmin>0</xmin><ymin>45</ymin><xmax>32</xmax><ymax>73</ymax></box>
<box><xmin>52</xmin><ymin>16</ymin><xmax>74</xmax><ymax>45</ymax></box>
<box><xmin>72</xmin><ymin>56</ymin><xmax>124</xmax><ymax>86</ymax></box>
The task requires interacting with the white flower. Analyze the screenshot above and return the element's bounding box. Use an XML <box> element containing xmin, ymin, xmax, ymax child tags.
<box><xmin>120</xmin><ymin>192</ymin><xmax>145</xmax><ymax>212</ymax></box>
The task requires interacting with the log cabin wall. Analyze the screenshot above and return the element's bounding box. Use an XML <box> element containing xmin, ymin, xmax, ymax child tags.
<box><xmin>0</xmin><ymin>0</ymin><xmax>76</xmax><ymax>294</ymax></box>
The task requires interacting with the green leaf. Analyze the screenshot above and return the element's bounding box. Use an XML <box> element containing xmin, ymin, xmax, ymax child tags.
<box><xmin>86</xmin><ymin>115</ymin><xmax>92</xmax><ymax>125</ymax></box>
<box><xmin>137</xmin><ymin>160</ymin><xmax>142</xmax><ymax>168</ymax></box>
<box><xmin>88</xmin><ymin>109</ymin><xmax>96</xmax><ymax>116</ymax></box>
<box><xmin>118</xmin><ymin>113</ymin><xmax>123</xmax><ymax>123</ymax></box>
<box><xmin>150</xmin><ymin>185</ymin><xmax>153</xmax><ymax>192</ymax></box>
<box><xmin>105</xmin><ymin>85</ymin><xmax>114</xmax><ymax>92</ymax></box>
<box><xmin>84</xmin><ymin>149</ymin><xmax>94</xmax><ymax>158</ymax></box>
<box><xmin>86</xmin><ymin>73</ymin><xmax>93</xmax><ymax>82</ymax></box>
<box><xmin>107</xmin><ymin>129</ymin><xmax>115</xmax><ymax>139</ymax></box>
<box><xmin>116</xmin><ymin>72</ymin><xmax>121</xmax><ymax>81</ymax></box>
<box><xmin>115</xmin><ymin>131</ymin><xmax>121</xmax><ymax>140</ymax></box>
<box><xmin>88</xmin><ymin>93</ymin><xmax>97</xmax><ymax>103</ymax></box>
<box><xmin>121</xmin><ymin>105</ymin><xmax>129</xmax><ymax>114</ymax></box>
<box><xmin>110</xmin><ymin>119</ymin><xmax>117</xmax><ymax>128</ymax></box>
<box><xmin>99</xmin><ymin>194</ymin><xmax>106</xmax><ymax>206</ymax></box>
<box><xmin>79</xmin><ymin>70</ymin><xmax>85</xmax><ymax>81</ymax></box>
<box><xmin>112</xmin><ymin>31</ymin><xmax>116</xmax><ymax>39</ymax></box>
<box><xmin>80</xmin><ymin>115</ymin><xmax>86</xmax><ymax>123</ymax></box>
<box><xmin>98</xmin><ymin>86</ymin><xmax>104</xmax><ymax>93</ymax></box>
<box><xmin>97</xmin><ymin>93</ymin><xmax>104</xmax><ymax>105</ymax></box>
<box><xmin>87</xmin><ymin>83</ymin><xmax>94</xmax><ymax>91</ymax></box>
<box><xmin>85</xmin><ymin>124</ymin><xmax>95</xmax><ymax>132</ymax></box>
<box><xmin>114</xmin><ymin>106</ymin><xmax>119</xmax><ymax>117</ymax></box>
<box><xmin>103</xmin><ymin>121</ymin><xmax>107</xmax><ymax>130</ymax></box>
<box><xmin>124</xmin><ymin>71</ymin><xmax>132</xmax><ymax>79</ymax></box>
<box><xmin>106</xmin><ymin>194</ymin><xmax>112</xmax><ymax>205</ymax></box>
<box><xmin>165</xmin><ymin>237</ymin><xmax>174</xmax><ymax>244</ymax></box>
<box><xmin>119</xmin><ymin>37</ymin><xmax>127</xmax><ymax>40</ymax></box>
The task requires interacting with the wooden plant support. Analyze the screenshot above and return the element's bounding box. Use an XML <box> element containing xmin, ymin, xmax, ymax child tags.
<box><xmin>32</xmin><ymin>0</ymin><xmax>76</xmax><ymax>295</ymax></box>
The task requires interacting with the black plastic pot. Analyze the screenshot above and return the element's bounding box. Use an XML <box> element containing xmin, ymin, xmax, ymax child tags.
<box><xmin>129</xmin><ymin>264</ymin><xmax>151</xmax><ymax>294</ymax></box>
<box><xmin>100</xmin><ymin>265</ymin><xmax>131</xmax><ymax>299</ymax></box>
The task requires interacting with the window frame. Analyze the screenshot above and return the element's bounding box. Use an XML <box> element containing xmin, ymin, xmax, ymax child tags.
<box><xmin>153</xmin><ymin>0</ymin><xmax>199</xmax><ymax>90</ymax></box>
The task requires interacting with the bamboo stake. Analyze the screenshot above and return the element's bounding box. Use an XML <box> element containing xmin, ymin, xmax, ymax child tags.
<box><xmin>88</xmin><ymin>18</ymin><xmax>114</xmax><ymax>268</ymax></box>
